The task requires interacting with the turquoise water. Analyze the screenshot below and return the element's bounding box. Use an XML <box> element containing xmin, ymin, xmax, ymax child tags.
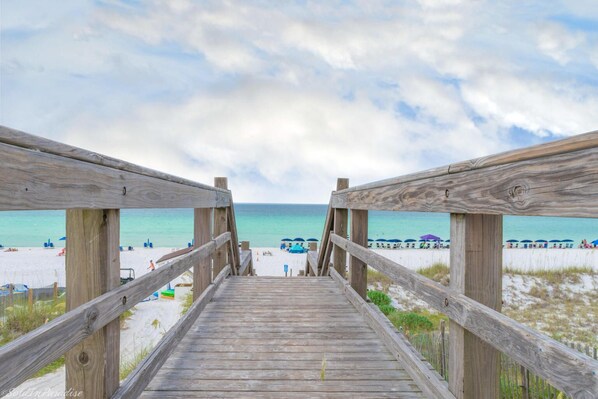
<box><xmin>0</xmin><ymin>204</ymin><xmax>596</xmax><ymax>247</ymax></box>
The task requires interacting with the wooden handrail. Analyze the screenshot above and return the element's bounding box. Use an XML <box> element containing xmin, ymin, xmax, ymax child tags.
<box><xmin>330</xmin><ymin>233</ymin><xmax>598</xmax><ymax>397</ymax></box>
<box><xmin>112</xmin><ymin>265</ymin><xmax>231</xmax><ymax>399</ymax></box>
<box><xmin>0</xmin><ymin>232</ymin><xmax>231</xmax><ymax>392</ymax></box>
<box><xmin>0</xmin><ymin>126</ymin><xmax>231</xmax><ymax>210</ymax></box>
<box><xmin>331</xmin><ymin>134</ymin><xmax>598</xmax><ymax>218</ymax></box>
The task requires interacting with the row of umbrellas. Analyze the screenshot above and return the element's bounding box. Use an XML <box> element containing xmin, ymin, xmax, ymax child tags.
<box><xmin>281</xmin><ymin>238</ymin><xmax>318</xmax><ymax>242</ymax></box>
<box><xmin>506</xmin><ymin>239</ymin><xmax>574</xmax><ymax>243</ymax></box>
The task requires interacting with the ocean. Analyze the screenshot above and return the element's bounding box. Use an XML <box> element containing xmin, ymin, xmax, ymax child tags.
<box><xmin>0</xmin><ymin>204</ymin><xmax>596</xmax><ymax>248</ymax></box>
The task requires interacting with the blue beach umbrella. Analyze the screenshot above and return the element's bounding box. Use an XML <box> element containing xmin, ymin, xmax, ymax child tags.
<box><xmin>549</xmin><ymin>239</ymin><xmax>561</xmax><ymax>243</ymax></box>
<box><xmin>281</xmin><ymin>238</ymin><xmax>292</xmax><ymax>242</ymax></box>
<box><xmin>520</xmin><ymin>239</ymin><xmax>533</xmax><ymax>243</ymax></box>
<box><xmin>294</xmin><ymin>237</ymin><xmax>305</xmax><ymax>242</ymax></box>
<box><xmin>387</xmin><ymin>239</ymin><xmax>401</xmax><ymax>243</ymax></box>
<box><xmin>591</xmin><ymin>239</ymin><xmax>598</xmax><ymax>245</ymax></box>
<box><xmin>561</xmin><ymin>239</ymin><xmax>574</xmax><ymax>242</ymax></box>
<box><xmin>535</xmin><ymin>239</ymin><xmax>547</xmax><ymax>243</ymax></box>
<box><xmin>404</xmin><ymin>239</ymin><xmax>416</xmax><ymax>243</ymax></box>
<box><xmin>306</xmin><ymin>238</ymin><xmax>318</xmax><ymax>242</ymax></box>
<box><xmin>444</xmin><ymin>239</ymin><xmax>450</xmax><ymax>243</ymax></box>
<box><xmin>368</xmin><ymin>239</ymin><xmax>374</xmax><ymax>242</ymax></box>
<box><xmin>375</xmin><ymin>239</ymin><xmax>387</xmax><ymax>242</ymax></box>
<box><xmin>58</xmin><ymin>236</ymin><xmax>66</xmax><ymax>241</ymax></box>
<box><xmin>506</xmin><ymin>239</ymin><xmax>519</xmax><ymax>243</ymax></box>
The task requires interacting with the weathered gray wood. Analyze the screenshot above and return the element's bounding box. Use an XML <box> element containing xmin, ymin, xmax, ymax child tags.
<box><xmin>112</xmin><ymin>265</ymin><xmax>231</xmax><ymax>399</ymax></box>
<box><xmin>331</xmin><ymin>146</ymin><xmax>598</xmax><ymax>218</ymax></box>
<box><xmin>149</xmin><ymin>368</ymin><xmax>412</xmax><ymax>380</ymax></box>
<box><xmin>350</xmin><ymin>209</ymin><xmax>368</xmax><ymax>298</ymax></box>
<box><xmin>449</xmin><ymin>214</ymin><xmax>502</xmax><ymax>399</ymax></box>
<box><xmin>330</xmin><ymin>233</ymin><xmax>598</xmax><ymax>397</ymax></box>
<box><xmin>306</xmin><ymin>250</ymin><xmax>318</xmax><ymax>276</ymax></box>
<box><xmin>316</xmin><ymin>199</ymin><xmax>334</xmax><ymax>274</ymax></box>
<box><xmin>333</xmin><ymin>178</ymin><xmax>349</xmax><ymax>276</ymax></box>
<box><xmin>319</xmin><ymin>230</ymin><xmax>334</xmax><ymax>276</ymax></box>
<box><xmin>140</xmin><ymin>391</ymin><xmax>424</xmax><ymax>399</ymax></box>
<box><xmin>165</xmin><ymin>351</ymin><xmax>396</xmax><ymax>361</ymax></box>
<box><xmin>238</xmin><ymin>249</ymin><xmax>252</xmax><ymax>276</ymax></box>
<box><xmin>0</xmin><ymin>232</ymin><xmax>230</xmax><ymax>393</ymax></box>
<box><xmin>65</xmin><ymin>209</ymin><xmax>120</xmax><ymax>399</ymax></box>
<box><xmin>0</xmin><ymin>125</ymin><xmax>228</xmax><ymax>194</ymax></box>
<box><xmin>160</xmin><ymin>359</ymin><xmax>401</xmax><ymax>370</ymax></box>
<box><xmin>213</xmin><ymin>177</ymin><xmax>229</xmax><ymax>277</ymax></box>
<box><xmin>0</xmin><ymin>141</ymin><xmax>230</xmax><ymax>211</ymax></box>
<box><xmin>194</xmin><ymin>208</ymin><xmax>212</xmax><ymax>300</ymax></box>
<box><xmin>226</xmin><ymin>204</ymin><xmax>241</xmax><ymax>273</ymax></box>
<box><xmin>330</xmin><ymin>268</ymin><xmax>455</xmax><ymax>399</ymax></box>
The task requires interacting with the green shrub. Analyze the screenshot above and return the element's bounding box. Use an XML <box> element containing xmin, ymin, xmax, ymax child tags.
<box><xmin>367</xmin><ymin>290</ymin><xmax>391</xmax><ymax>307</ymax></box>
<box><xmin>378</xmin><ymin>304</ymin><xmax>396</xmax><ymax>316</ymax></box>
<box><xmin>389</xmin><ymin>312</ymin><xmax>433</xmax><ymax>335</ymax></box>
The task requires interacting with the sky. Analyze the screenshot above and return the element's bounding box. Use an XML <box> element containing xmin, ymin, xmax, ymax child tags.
<box><xmin>1</xmin><ymin>0</ymin><xmax>598</xmax><ymax>203</ymax></box>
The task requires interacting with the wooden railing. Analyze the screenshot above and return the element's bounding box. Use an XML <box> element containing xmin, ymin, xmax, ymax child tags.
<box><xmin>0</xmin><ymin>126</ymin><xmax>242</xmax><ymax>398</ymax></box>
<box><xmin>314</xmin><ymin>130</ymin><xmax>598</xmax><ymax>399</ymax></box>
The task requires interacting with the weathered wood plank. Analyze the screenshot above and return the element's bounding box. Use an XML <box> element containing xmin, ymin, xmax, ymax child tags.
<box><xmin>226</xmin><ymin>203</ymin><xmax>241</xmax><ymax>273</ymax></box>
<box><xmin>0</xmin><ymin>141</ymin><xmax>229</xmax><ymax>210</ymax></box>
<box><xmin>0</xmin><ymin>125</ymin><xmax>228</xmax><ymax>194</ymax></box>
<box><xmin>165</xmin><ymin>351</ymin><xmax>396</xmax><ymax>361</ymax></box>
<box><xmin>0</xmin><ymin>233</ymin><xmax>229</xmax><ymax>393</ymax></box>
<box><xmin>350</xmin><ymin>209</ymin><xmax>368</xmax><ymax>298</ymax></box>
<box><xmin>193</xmin><ymin>208</ymin><xmax>212</xmax><ymax>300</ymax></box>
<box><xmin>160</xmin><ymin>359</ymin><xmax>403</xmax><ymax>370</ymax></box>
<box><xmin>331</xmin><ymin>146</ymin><xmax>598</xmax><ymax>218</ymax></box>
<box><xmin>333</xmin><ymin>178</ymin><xmax>349</xmax><ymax>276</ymax></box>
<box><xmin>330</xmin><ymin>233</ymin><xmax>598</xmax><ymax>397</ymax></box>
<box><xmin>316</xmin><ymin>199</ymin><xmax>334</xmax><ymax>274</ymax></box>
<box><xmin>307</xmin><ymin>250</ymin><xmax>318</xmax><ymax>276</ymax></box>
<box><xmin>213</xmin><ymin>177</ymin><xmax>229</xmax><ymax>277</ymax></box>
<box><xmin>112</xmin><ymin>266</ymin><xmax>231</xmax><ymax>399</ymax></box>
<box><xmin>449</xmin><ymin>214</ymin><xmax>502</xmax><ymax>399</ymax></box>
<box><xmin>238</xmin><ymin>249</ymin><xmax>252</xmax><ymax>276</ymax></box>
<box><xmin>330</xmin><ymin>268</ymin><xmax>455</xmax><ymax>399</ymax></box>
<box><xmin>140</xmin><ymin>391</ymin><xmax>424</xmax><ymax>399</ymax></box>
<box><xmin>65</xmin><ymin>209</ymin><xmax>120</xmax><ymax>399</ymax></box>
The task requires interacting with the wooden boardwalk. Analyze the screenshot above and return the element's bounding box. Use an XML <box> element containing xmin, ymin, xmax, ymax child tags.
<box><xmin>141</xmin><ymin>276</ymin><xmax>425</xmax><ymax>398</ymax></box>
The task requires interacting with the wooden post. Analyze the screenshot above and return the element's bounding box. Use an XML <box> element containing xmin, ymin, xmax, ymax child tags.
<box><xmin>349</xmin><ymin>209</ymin><xmax>368</xmax><ymax>298</ymax></box>
<box><xmin>53</xmin><ymin>282</ymin><xmax>58</xmax><ymax>301</ymax></box>
<box><xmin>449</xmin><ymin>213</ymin><xmax>502</xmax><ymax>399</ymax></box>
<box><xmin>333</xmin><ymin>178</ymin><xmax>349</xmax><ymax>277</ymax></box>
<box><xmin>241</xmin><ymin>241</ymin><xmax>250</xmax><ymax>251</ymax></box>
<box><xmin>308</xmin><ymin>242</ymin><xmax>317</xmax><ymax>251</ymax></box>
<box><xmin>193</xmin><ymin>208</ymin><xmax>212</xmax><ymax>300</ymax></box>
<box><xmin>520</xmin><ymin>366</ymin><xmax>530</xmax><ymax>399</ymax></box>
<box><xmin>65</xmin><ymin>209</ymin><xmax>120</xmax><ymax>399</ymax></box>
<box><xmin>8</xmin><ymin>284</ymin><xmax>13</xmax><ymax>307</ymax></box>
<box><xmin>28</xmin><ymin>288</ymin><xmax>33</xmax><ymax>312</ymax></box>
<box><xmin>440</xmin><ymin>319</ymin><xmax>446</xmax><ymax>379</ymax></box>
<box><xmin>213</xmin><ymin>177</ymin><xmax>228</xmax><ymax>277</ymax></box>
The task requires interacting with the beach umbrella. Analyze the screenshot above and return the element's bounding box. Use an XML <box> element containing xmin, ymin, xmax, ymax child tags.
<box><xmin>591</xmin><ymin>239</ymin><xmax>598</xmax><ymax>245</ymax></box>
<box><xmin>420</xmin><ymin>234</ymin><xmax>441</xmax><ymax>241</ymax></box>
<box><xmin>375</xmin><ymin>238</ymin><xmax>387</xmax><ymax>242</ymax></box>
<box><xmin>289</xmin><ymin>244</ymin><xmax>305</xmax><ymax>253</ymax></box>
<box><xmin>520</xmin><ymin>239</ymin><xmax>533</xmax><ymax>243</ymax></box>
<box><xmin>444</xmin><ymin>239</ymin><xmax>450</xmax><ymax>243</ymax></box>
<box><xmin>404</xmin><ymin>239</ymin><xmax>416</xmax><ymax>243</ymax></box>
<box><xmin>281</xmin><ymin>238</ymin><xmax>292</xmax><ymax>242</ymax></box>
<box><xmin>387</xmin><ymin>239</ymin><xmax>402</xmax><ymax>242</ymax></box>
<box><xmin>306</xmin><ymin>238</ymin><xmax>318</xmax><ymax>242</ymax></box>
<box><xmin>368</xmin><ymin>239</ymin><xmax>374</xmax><ymax>242</ymax></box>
<box><xmin>58</xmin><ymin>236</ymin><xmax>66</xmax><ymax>241</ymax></box>
<box><xmin>294</xmin><ymin>237</ymin><xmax>305</xmax><ymax>242</ymax></box>
<box><xmin>535</xmin><ymin>239</ymin><xmax>547</xmax><ymax>243</ymax></box>
<box><xmin>506</xmin><ymin>239</ymin><xmax>519</xmax><ymax>243</ymax></box>
<box><xmin>549</xmin><ymin>239</ymin><xmax>561</xmax><ymax>243</ymax></box>
<box><xmin>561</xmin><ymin>239</ymin><xmax>574</xmax><ymax>242</ymax></box>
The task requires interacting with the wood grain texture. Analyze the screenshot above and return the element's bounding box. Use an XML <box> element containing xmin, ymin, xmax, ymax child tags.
<box><xmin>333</xmin><ymin>178</ymin><xmax>349</xmax><ymax>277</ymax></box>
<box><xmin>306</xmin><ymin>250</ymin><xmax>318</xmax><ymax>276</ymax></box>
<box><xmin>238</xmin><ymin>250</ymin><xmax>252</xmax><ymax>276</ymax></box>
<box><xmin>65</xmin><ymin>209</ymin><xmax>120</xmax><ymax>399</ymax></box>
<box><xmin>316</xmin><ymin>200</ymin><xmax>334</xmax><ymax>275</ymax></box>
<box><xmin>213</xmin><ymin>178</ymin><xmax>229</xmax><ymax>277</ymax></box>
<box><xmin>349</xmin><ymin>209</ymin><xmax>368</xmax><ymax>298</ymax></box>
<box><xmin>112</xmin><ymin>266</ymin><xmax>231</xmax><ymax>399</ymax></box>
<box><xmin>0</xmin><ymin>142</ymin><xmax>230</xmax><ymax>211</ymax></box>
<box><xmin>449</xmin><ymin>214</ymin><xmax>502</xmax><ymax>399</ymax></box>
<box><xmin>142</xmin><ymin>276</ymin><xmax>424</xmax><ymax>398</ymax></box>
<box><xmin>330</xmin><ymin>233</ymin><xmax>598</xmax><ymax>397</ymax></box>
<box><xmin>193</xmin><ymin>208</ymin><xmax>212</xmax><ymax>300</ymax></box>
<box><xmin>331</xmin><ymin>146</ymin><xmax>598</xmax><ymax>218</ymax></box>
<box><xmin>0</xmin><ymin>233</ymin><xmax>230</xmax><ymax>393</ymax></box>
<box><xmin>330</xmin><ymin>269</ymin><xmax>455</xmax><ymax>399</ymax></box>
<box><xmin>226</xmin><ymin>203</ymin><xmax>241</xmax><ymax>273</ymax></box>
<box><xmin>0</xmin><ymin>125</ymin><xmax>228</xmax><ymax>194</ymax></box>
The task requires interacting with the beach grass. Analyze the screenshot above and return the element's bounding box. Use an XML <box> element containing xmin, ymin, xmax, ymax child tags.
<box><xmin>120</xmin><ymin>345</ymin><xmax>151</xmax><ymax>381</ymax></box>
<box><xmin>504</xmin><ymin>265</ymin><xmax>595</xmax><ymax>285</ymax></box>
<box><xmin>416</xmin><ymin>262</ymin><xmax>450</xmax><ymax>285</ymax></box>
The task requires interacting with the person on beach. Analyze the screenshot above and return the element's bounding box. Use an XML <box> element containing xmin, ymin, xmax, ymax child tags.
<box><xmin>148</xmin><ymin>260</ymin><xmax>155</xmax><ymax>271</ymax></box>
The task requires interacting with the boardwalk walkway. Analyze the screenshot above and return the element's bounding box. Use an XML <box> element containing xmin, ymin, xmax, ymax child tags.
<box><xmin>141</xmin><ymin>276</ymin><xmax>425</xmax><ymax>398</ymax></box>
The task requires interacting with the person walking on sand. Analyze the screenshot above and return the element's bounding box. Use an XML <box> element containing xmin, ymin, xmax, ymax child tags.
<box><xmin>148</xmin><ymin>260</ymin><xmax>155</xmax><ymax>271</ymax></box>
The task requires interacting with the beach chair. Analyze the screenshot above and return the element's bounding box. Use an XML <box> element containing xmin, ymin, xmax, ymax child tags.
<box><xmin>128</xmin><ymin>246</ymin><xmax>133</xmax><ymax>251</ymax></box>
<box><xmin>119</xmin><ymin>246</ymin><xmax>124</xmax><ymax>251</ymax></box>
<box><xmin>144</xmin><ymin>243</ymin><xmax>148</xmax><ymax>248</ymax></box>
<box><xmin>149</xmin><ymin>243</ymin><xmax>153</xmax><ymax>248</ymax></box>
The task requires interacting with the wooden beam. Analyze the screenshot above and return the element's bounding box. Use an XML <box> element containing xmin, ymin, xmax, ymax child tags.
<box><xmin>213</xmin><ymin>178</ymin><xmax>229</xmax><ymax>277</ymax></box>
<box><xmin>0</xmin><ymin>233</ymin><xmax>230</xmax><ymax>393</ymax></box>
<box><xmin>65</xmin><ymin>209</ymin><xmax>120</xmax><ymax>399</ymax></box>
<box><xmin>0</xmin><ymin>125</ymin><xmax>228</xmax><ymax>195</ymax></box>
<box><xmin>112</xmin><ymin>265</ymin><xmax>231</xmax><ymax>399</ymax></box>
<box><xmin>227</xmin><ymin>204</ymin><xmax>241</xmax><ymax>272</ymax></box>
<box><xmin>330</xmin><ymin>269</ymin><xmax>455</xmax><ymax>399</ymax></box>
<box><xmin>239</xmin><ymin>249</ymin><xmax>252</xmax><ymax>276</ymax></box>
<box><xmin>329</xmin><ymin>233</ymin><xmax>598</xmax><ymax>397</ymax></box>
<box><xmin>306</xmin><ymin>251</ymin><xmax>318</xmax><ymax>277</ymax></box>
<box><xmin>449</xmin><ymin>214</ymin><xmax>502</xmax><ymax>399</ymax></box>
<box><xmin>0</xmin><ymin>141</ymin><xmax>230</xmax><ymax>210</ymax></box>
<box><xmin>333</xmin><ymin>178</ymin><xmax>349</xmax><ymax>277</ymax></box>
<box><xmin>331</xmin><ymin>146</ymin><xmax>598</xmax><ymax>218</ymax></box>
<box><xmin>194</xmin><ymin>208</ymin><xmax>212</xmax><ymax>300</ymax></box>
<box><xmin>316</xmin><ymin>200</ymin><xmax>334</xmax><ymax>275</ymax></box>
<box><xmin>349</xmin><ymin>209</ymin><xmax>368</xmax><ymax>298</ymax></box>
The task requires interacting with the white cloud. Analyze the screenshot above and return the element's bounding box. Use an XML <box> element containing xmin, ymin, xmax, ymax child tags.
<box><xmin>535</xmin><ymin>21</ymin><xmax>585</xmax><ymax>65</ymax></box>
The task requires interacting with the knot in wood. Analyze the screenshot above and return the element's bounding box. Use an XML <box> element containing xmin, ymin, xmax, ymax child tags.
<box><xmin>509</xmin><ymin>184</ymin><xmax>528</xmax><ymax>200</ymax></box>
<box><xmin>122</xmin><ymin>186</ymin><xmax>127</xmax><ymax>196</ymax></box>
<box><xmin>78</xmin><ymin>351</ymin><xmax>90</xmax><ymax>365</ymax></box>
<box><xmin>443</xmin><ymin>298</ymin><xmax>449</xmax><ymax>307</ymax></box>
<box><xmin>84</xmin><ymin>307</ymin><xmax>99</xmax><ymax>332</ymax></box>
<box><xmin>122</xmin><ymin>296</ymin><xmax>127</xmax><ymax>305</ymax></box>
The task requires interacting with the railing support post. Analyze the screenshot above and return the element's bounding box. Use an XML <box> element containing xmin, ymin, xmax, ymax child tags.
<box><xmin>333</xmin><ymin>178</ymin><xmax>349</xmax><ymax>277</ymax></box>
<box><xmin>213</xmin><ymin>177</ymin><xmax>229</xmax><ymax>277</ymax></box>
<box><xmin>65</xmin><ymin>209</ymin><xmax>120</xmax><ymax>399</ymax></box>
<box><xmin>350</xmin><ymin>209</ymin><xmax>368</xmax><ymax>298</ymax></box>
<box><xmin>194</xmin><ymin>208</ymin><xmax>212</xmax><ymax>300</ymax></box>
<box><xmin>449</xmin><ymin>213</ymin><xmax>502</xmax><ymax>399</ymax></box>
